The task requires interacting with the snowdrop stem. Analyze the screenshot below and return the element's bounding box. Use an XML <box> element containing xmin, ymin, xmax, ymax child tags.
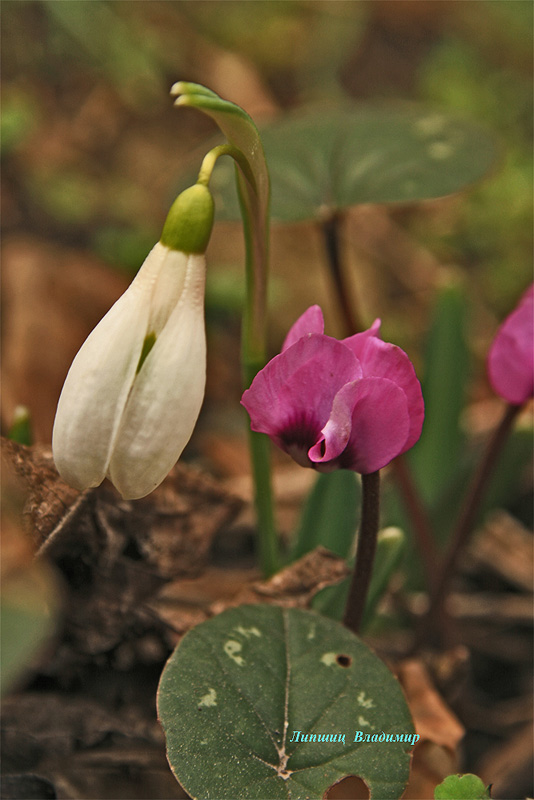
<box><xmin>170</xmin><ymin>84</ymin><xmax>279</xmax><ymax>575</ymax></box>
<box><xmin>232</xmin><ymin>163</ymin><xmax>278</xmax><ymax>577</ymax></box>
<box><xmin>423</xmin><ymin>402</ymin><xmax>522</xmax><ymax>646</ymax></box>
<box><xmin>197</xmin><ymin>144</ymin><xmax>255</xmax><ymax>190</ymax></box>
<box><xmin>237</xmin><ymin>163</ymin><xmax>279</xmax><ymax>577</ymax></box>
<box><xmin>343</xmin><ymin>471</ymin><xmax>381</xmax><ymax>635</ymax></box>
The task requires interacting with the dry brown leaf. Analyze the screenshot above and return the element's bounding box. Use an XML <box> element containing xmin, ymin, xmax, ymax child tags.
<box><xmin>466</xmin><ymin>510</ymin><xmax>534</xmax><ymax>591</ymax></box>
<box><xmin>2</xmin><ymin>437</ymin><xmax>82</xmax><ymax>545</ymax></box>
<box><xmin>154</xmin><ymin>548</ymin><xmax>350</xmax><ymax>646</ymax></box>
<box><xmin>2</xmin><ymin>438</ymin><xmax>243</xmax><ymax>663</ymax></box>
<box><xmin>3</xmin><ymin>438</ymin><xmax>242</xmax><ymax>576</ymax></box>
<box><xmin>477</xmin><ymin>721</ymin><xmax>534</xmax><ymax>799</ymax></box>
<box><xmin>2</xmin><ymin>694</ymin><xmax>188</xmax><ymax>799</ymax></box>
<box><xmin>397</xmin><ymin>659</ymin><xmax>464</xmax><ymax>799</ymax></box>
<box><xmin>212</xmin><ymin>546</ymin><xmax>350</xmax><ymax>611</ymax></box>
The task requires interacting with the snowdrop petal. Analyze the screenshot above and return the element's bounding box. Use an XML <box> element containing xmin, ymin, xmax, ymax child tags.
<box><xmin>51</xmin><ymin>246</ymin><xmax>166</xmax><ymax>490</ymax></box>
<box><xmin>108</xmin><ymin>254</ymin><xmax>206</xmax><ymax>499</ymax></box>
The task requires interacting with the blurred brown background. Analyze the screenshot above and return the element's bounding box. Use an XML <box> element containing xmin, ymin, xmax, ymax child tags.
<box><xmin>2</xmin><ymin>0</ymin><xmax>532</xmax><ymax>457</ymax></box>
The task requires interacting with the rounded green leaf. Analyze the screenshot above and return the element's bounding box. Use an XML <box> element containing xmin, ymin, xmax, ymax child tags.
<box><xmin>158</xmin><ymin>604</ymin><xmax>414</xmax><ymax>800</ymax></box>
<box><xmin>1</xmin><ymin>562</ymin><xmax>58</xmax><ymax>695</ymax></box>
<box><xmin>434</xmin><ymin>773</ymin><xmax>490</xmax><ymax>800</ymax></box>
<box><xmin>209</xmin><ymin>106</ymin><xmax>499</xmax><ymax>222</ymax></box>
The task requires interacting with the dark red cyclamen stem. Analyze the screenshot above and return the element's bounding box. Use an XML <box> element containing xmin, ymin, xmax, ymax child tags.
<box><xmin>423</xmin><ymin>402</ymin><xmax>522</xmax><ymax>646</ymax></box>
<box><xmin>321</xmin><ymin>211</ymin><xmax>438</xmax><ymax>589</ymax></box>
<box><xmin>392</xmin><ymin>454</ymin><xmax>440</xmax><ymax>580</ymax></box>
<box><xmin>320</xmin><ymin>213</ymin><xmax>364</xmax><ymax>336</ymax></box>
<box><xmin>343</xmin><ymin>471</ymin><xmax>380</xmax><ymax>635</ymax></box>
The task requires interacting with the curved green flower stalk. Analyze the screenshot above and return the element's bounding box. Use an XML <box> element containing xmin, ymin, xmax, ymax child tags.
<box><xmin>171</xmin><ymin>83</ymin><xmax>279</xmax><ymax>576</ymax></box>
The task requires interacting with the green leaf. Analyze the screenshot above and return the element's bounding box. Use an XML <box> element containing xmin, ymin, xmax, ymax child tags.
<box><xmin>208</xmin><ymin>106</ymin><xmax>499</xmax><ymax>223</ymax></box>
<box><xmin>429</xmin><ymin>425</ymin><xmax>534</xmax><ymax>545</ymax></box>
<box><xmin>434</xmin><ymin>773</ymin><xmax>490</xmax><ymax>800</ymax></box>
<box><xmin>7</xmin><ymin>406</ymin><xmax>33</xmax><ymax>446</ymax></box>
<box><xmin>291</xmin><ymin>470</ymin><xmax>360</xmax><ymax>561</ymax></box>
<box><xmin>1</xmin><ymin>562</ymin><xmax>58</xmax><ymax>695</ymax></box>
<box><xmin>408</xmin><ymin>271</ymin><xmax>469</xmax><ymax>507</ymax></box>
<box><xmin>158</xmin><ymin>605</ymin><xmax>414</xmax><ymax>800</ymax></box>
<box><xmin>43</xmin><ymin>0</ymin><xmax>164</xmax><ymax>105</ymax></box>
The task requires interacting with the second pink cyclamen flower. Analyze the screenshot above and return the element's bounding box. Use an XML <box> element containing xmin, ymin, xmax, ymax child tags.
<box><xmin>241</xmin><ymin>306</ymin><xmax>424</xmax><ymax>474</ymax></box>
<box><xmin>487</xmin><ymin>284</ymin><xmax>534</xmax><ymax>406</ymax></box>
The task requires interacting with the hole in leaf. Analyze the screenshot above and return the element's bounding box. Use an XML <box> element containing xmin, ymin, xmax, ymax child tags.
<box><xmin>324</xmin><ymin>775</ymin><xmax>370</xmax><ymax>799</ymax></box>
<box><xmin>336</xmin><ymin>654</ymin><xmax>352</xmax><ymax>668</ymax></box>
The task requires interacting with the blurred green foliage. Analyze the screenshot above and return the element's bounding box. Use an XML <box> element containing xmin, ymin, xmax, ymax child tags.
<box><xmin>2</xmin><ymin>0</ymin><xmax>531</xmax><ymax>313</ymax></box>
<box><xmin>418</xmin><ymin>3</ymin><xmax>533</xmax><ymax>309</ymax></box>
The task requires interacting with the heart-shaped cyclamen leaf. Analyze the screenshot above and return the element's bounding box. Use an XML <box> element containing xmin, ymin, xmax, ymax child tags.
<box><xmin>208</xmin><ymin>106</ymin><xmax>498</xmax><ymax>223</ymax></box>
<box><xmin>158</xmin><ymin>604</ymin><xmax>415</xmax><ymax>799</ymax></box>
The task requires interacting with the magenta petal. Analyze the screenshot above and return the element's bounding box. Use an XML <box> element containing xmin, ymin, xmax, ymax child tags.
<box><xmin>488</xmin><ymin>286</ymin><xmax>534</xmax><ymax>404</ymax></box>
<box><xmin>308</xmin><ymin>382</ymin><xmax>358</xmax><ymax>464</ymax></box>
<box><xmin>342</xmin><ymin>319</ymin><xmax>381</xmax><ymax>360</ymax></box>
<box><xmin>241</xmin><ymin>334</ymin><xmax>361</xmax><ymax>464</ymax></box>
<box><xmin>281</xmin><ymin>305</ymin><xmax>324</xmax><ymax>352</ymax></box>
<box><xmin>340</xmin><ymin>377</ymin><xmax>410</xmax><ymax>473</ymax></box>
<box><xmin>350</xmin><ymin>337</ymin><xmax>424</xmax><ymax>451</ymax></box>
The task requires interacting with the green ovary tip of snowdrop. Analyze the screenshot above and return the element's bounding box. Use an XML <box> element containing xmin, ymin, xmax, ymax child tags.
<box><xmin>52</xmin><ymin>183</ymin><xmax>215</xmax><ymax>500</ymax></box>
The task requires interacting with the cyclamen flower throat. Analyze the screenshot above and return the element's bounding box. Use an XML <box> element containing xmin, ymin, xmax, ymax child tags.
<box><xmin>241</xmin><ymin>306</ymin><xmax>424</xmax><ymax>474</ymax></box>
<box><xmin>52</xmin><ymin>184</ymin><xmax>214</xmax><ymax>500</ymax></box>
<box><xmin>487</xmin><ymin>284</ymin><xmax>534</xmax><ymax>405</ymax></box>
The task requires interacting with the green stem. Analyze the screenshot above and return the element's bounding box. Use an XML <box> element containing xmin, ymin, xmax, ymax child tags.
<box><xmin>171</xmin><ymin>88</ymin><xmax>278</xmax><ymax>576</ymax></box>
<box><xmin>235</xmin><ymin>164</ymin><xmax>279</xmax><ymax>577</ymax></box>
<box><xmin>343</xmin><ymin>471</ymin><xmax>380</xmax><ymax>634</ymax></box>
<box><xmin>197</xmin><ymin>142</ymin><xmax>279</xmax><ymax>577</ymax></box>
<box><xmin>422</xmin><ymin>402</ymin><xmax>522</xmax><ymax>646</ymax></box>
<box><xmin>197</xmin><ymin>144</ymin><xmax>255</xmax><ymax>190</ymax></box>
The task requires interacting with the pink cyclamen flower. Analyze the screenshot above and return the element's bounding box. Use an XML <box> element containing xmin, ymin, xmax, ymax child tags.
<box><xmin>241</xmin><ymin>306</ymin><xmax>424</xmax><ymax>474</ymax></box>
<box><xmin>487</xmin><ymin>284</ymin><xmax>534</xmax><ymax>405</ymax></box>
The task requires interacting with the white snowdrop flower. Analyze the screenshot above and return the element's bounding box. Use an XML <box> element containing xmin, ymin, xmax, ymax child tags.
<box><xmin>52</xmin><ymin>184</ymin><xmax>214</xmax><ymax>499</ymax></box>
